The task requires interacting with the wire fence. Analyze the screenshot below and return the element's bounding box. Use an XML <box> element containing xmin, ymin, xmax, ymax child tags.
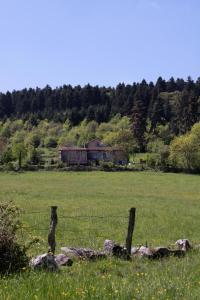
<box><xmin>19</xmin><ymin>207</ymin><xmax>134</xmax><ymax>251</ymax></box>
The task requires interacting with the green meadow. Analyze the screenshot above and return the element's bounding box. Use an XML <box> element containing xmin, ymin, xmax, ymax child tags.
<box><xmin>0</xmin><ymin>171</ymin><xmax>200</xmax><ymax>300</ymax></box>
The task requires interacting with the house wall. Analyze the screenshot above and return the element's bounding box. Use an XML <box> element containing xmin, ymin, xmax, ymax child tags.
<box><xmin>61</xmin><ymin>150</ymin><xmax>87</xmax><ymax>165</ymax></box>
<box><xmin>87</xmin><ymin>150</ymin><xmax>113</xmax><ymax>162</ymax></box>
<box><xmin>60</xmin><ymin>142</ymin><xmax>128</xmax><ymax>166</ymax></box>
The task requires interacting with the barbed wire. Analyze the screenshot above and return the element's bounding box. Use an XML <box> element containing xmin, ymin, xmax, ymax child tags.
<box><xmin>59</xmin><ymin>215</ymin><xmax>127</xmax><ymax>219</ymax></box>
<box><xmin>22</xmin><ymin>211</ymin><xmax>48</xmax><ymax>215</ymax></box>
<box><xmin>21</xmin><ymin>225</ymin><xmax>127</xmax><ymax>232</ymax></box>
<box><xmin>20</xmin><ymin>210</ymin><xmax>129</xmax><ymax>247</ymax></box>
<box><xmin>22</xmin><ymin>211</ymin><xmax>128</xmax><ymax>219</ymax></box>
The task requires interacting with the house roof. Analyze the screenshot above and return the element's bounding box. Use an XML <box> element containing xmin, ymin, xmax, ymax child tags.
<box><xmin>59</xmin><ymin>147</ymin><xmax>123</xmax><ymax>152</ymax></box>
<box><xmin>59</xmin><ymin>139</ymin><xmax>123</xmax><ymax>152</ymax></box>
<box><xmin>85</xmin><ymin>138</ymin><xmax>101</xmax><ymax>144</ymax></box>
<box><xmin>60</xmin><ymin>147</ymin><xmax>87</xmax><ymax>151</ymax></box>
<box><xmin>85</xmin><ymin>139</ymin><xmax>107</xmax><ymax>148</ymax></box>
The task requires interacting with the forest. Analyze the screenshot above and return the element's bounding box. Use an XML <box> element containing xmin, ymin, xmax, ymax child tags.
<box><xmin>0</xmin><ymin>76</ymin><xmax>200</xmax><ymax>172</ymax></box>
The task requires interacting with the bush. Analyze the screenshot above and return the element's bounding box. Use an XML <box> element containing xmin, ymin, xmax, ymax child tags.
<box><xmin>99</xmin><ymin>161</ymin><xmax>115</xmax><ymax>171</ymax></box>
<box><xmin>146</xmin><ymin>153</ymin><xmax>160</xmax><ymax>168</ymax></box>
<box><xmin>0</xmin><ymin>201</ymin><xmax>29</xmax><ymax>274</ymax></box>
<box><xmin>27</xmin><ymin>134</ymin><xmax>41</xmax><ymax>148</ymax></box>
<box><xmin>44</xmin><ymin>137</ymin><xmax>58</xmax><ymax>148</ymax></box>
<box><xmin>23</xmin><ymin>164</ymin><xmax>40</xmax><ymax>171</ymax></box>
<box><xmin>27</xmin><ymin>147</ymin><xmax>42</xmax><ymax>165</ymax></box>
<box><xmin>169</xmin><ymin>122</ymin><xmax>200</xmax><ymax>172</ymax></box>
<box><xmin>3</xmin><ymin>161</ymin><xmax>19</xmax><ymax>171</ymax></box>
<box><xmin>1</xmin><ymin>148</ymin><xmax>13</xmax><ymax>164</ymax></box>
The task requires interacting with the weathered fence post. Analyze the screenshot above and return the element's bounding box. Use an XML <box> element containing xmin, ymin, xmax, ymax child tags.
<box><xmin>126</xmin><ymin>207</ymin><xmax>136</xmax><ymax>256</ymax></box>
<box><xmin>48</xmin><ymin>206</ymin><xmax>58</xmax><ymax>254</ymax></box>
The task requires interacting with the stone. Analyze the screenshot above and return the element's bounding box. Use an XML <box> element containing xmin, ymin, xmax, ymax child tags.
<box><xmin>132</xmin><ymin>246</ymin><xmax>185</xmax><ymax>259</ymax></box>
<box><xmin>55</xmin><ymin>254</ymin><xmax>73</xmax><ymax>266</ymax></box>
<box><xmin>104</xmin><ymin>239</ymin><xmax>128</xmax><ymax>258</ymax></box>
<box><xmin>151</xmin><ymin>247</ymin><xmax>171</xmax><ymax>258</ymax></box>
<box><xmin>30</xmin><ymin>253</ymin><xmax>58</xmax><ymax>271</ymax></box>
<box><xmin>131</xmin><ymin>247</ymin><xmax>140</xmax><ymax>255</ymax></box>
<box><xmin>136</xmin><ymin>246</ymin><xmax>153</xmax><ymax>258</ymax></box>
<box><xmin>61</xmin><ymin>247</ymin><xmax>106</xmax><ymax>260</ymax></box>
<box><xmin>175</xmin><ymin>239</ymin><xmax>192</xmax><ymax>251</ymax></box>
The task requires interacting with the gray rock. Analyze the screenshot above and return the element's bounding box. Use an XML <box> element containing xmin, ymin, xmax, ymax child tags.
<box><xmin>132</xmin><ymin>246</ymin><xmax>185</xmax><ymax>259</ymax></box>
<box><xmin>175</xmin><ymin>239</ymin><xmax>192</xmax><ymax>251</ymax></box>
<box><xmin>30</xmin><ymin>253</ymin><xmax>58</xmax><ymax>271</ymax></box>
<box><xmin>131</xmin><ymin>247</ymin><xmax>140</xmax><ymax>255</ymax></box>
<box><xmin>55</xmin><ymin>254</ymin><xmax>73</xmax><ymax>266</ymax></box>
<box><xmin>61</xmin><ymin>247</ymin><xmax>106</xmax><ymax>260</ymax></box>
<box><xmin>137</xmin><ymin>246</ymin><xmax>153</xmax><ymax>258</ymax></box>
<box><xmin>104</xmin><ymin>239</ymin><xmax>128</xmax><ymax>258</ymax></box>
<box><xmin>104</xmin><ymin>240</ymin><xmax>116</xmax><ymax>252</ymax></box>
<box><xmin>152</xmin><ymin>247</ymin><xmax>171</xmax><ymax>258</ymax></box>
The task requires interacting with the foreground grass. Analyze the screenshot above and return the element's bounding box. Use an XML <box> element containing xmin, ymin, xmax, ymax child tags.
<box><xmin>0</xmin><ymin>171</ymin><xmax>200</xmax><ymax>299</ymax></box>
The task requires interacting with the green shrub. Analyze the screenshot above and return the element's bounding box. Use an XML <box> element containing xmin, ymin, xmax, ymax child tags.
<box><xmin>0</xmin><ymin>201</ymin><xmax>29</xmax><ymax>274</ymax></box>
<box><xmin>1</xmin><ymin>148</ymin><xmax>13</xmax><ymax>164</ymax></box>
<box><xmin>44</xmin><ymin>137</ymin><xmax>58</xmax><ymax>148</ymax></box>
<box><xmin>99</xmin><ymin>161</ymin><xmax>115</xmax><ymax>171</ymax></box>
<box><xmin>146</xmin><ymin>153</ymin><xmax>160</xmax><ymax>168</ymax></box>
<box><xmin>3</xmin><ymin>161</ymin><xmax>18</xmax><ymax>171</ymax></box>
<box><xmin>27</xmin><ymin>147</ymin><xmax>42</xmax><ymax>165</ymax></box>
<box><xmin>26</xmin><ymin>134</ymin><xmax>41</xmax><ymax>148</ymax></box>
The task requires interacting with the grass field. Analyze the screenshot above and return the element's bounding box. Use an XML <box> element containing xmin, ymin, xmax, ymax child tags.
<box><xmin>0</xmin><ymin>171</ymin><xmax>200</xmax><ymax>299</ymax></box>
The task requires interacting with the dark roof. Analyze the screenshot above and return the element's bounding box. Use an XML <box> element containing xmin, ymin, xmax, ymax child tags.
<box><xmin>60</xmin><ymin>147</ymin><xmax>87</xmax><ymax>151</ymax></box>
<box><xmin>60</xmin><ymin>147</ymin><xmax>123</xmax><ymax>152</ymax></box>
<box><xmin>85</xmin><ymin>139</ymin><xmax>107</xmax><ymax>148</ymax></box>
<box><xmin>85</xmin><ymin>138</ymin><xmax>101</xmax><ymax>144</ymax></box>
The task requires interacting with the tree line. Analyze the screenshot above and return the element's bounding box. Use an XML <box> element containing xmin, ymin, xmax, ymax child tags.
<box><xmin>0</xmin><ymin>115</ymin><xmax>135</xmax><ymax>169</ymax></box>
<box><xmin>0</xmin><ymin>77</ymin><xmax>200</xmax><ymax>150</ymax></box>
<box><xmin>0</xmin><ymin>114</ymin><xmax>200</xmax><ymax>172</ymax></box>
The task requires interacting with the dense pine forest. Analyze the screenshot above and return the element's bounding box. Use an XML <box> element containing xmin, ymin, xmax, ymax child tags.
<box><xmin>0</xmin><ymin>77</ymin><xmax>200</xmax><ymax>142</ymax></box>
<box><xmin>0</xmin><ymin>76</ymin><xmax>200</xmax><ymax>172</ymax></box>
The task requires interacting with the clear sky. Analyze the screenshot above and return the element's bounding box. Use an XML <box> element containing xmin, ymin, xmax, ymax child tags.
<box><xmin>0</xmin><ymin>0</ymin><xmax>200</xmax><ymax>92</ymax></box>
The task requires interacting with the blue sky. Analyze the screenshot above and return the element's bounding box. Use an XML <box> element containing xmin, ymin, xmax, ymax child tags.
<box><xmin>0</xmin><ymin>0</ymin><xmax>200</xmax><ymax>92</ymax></box>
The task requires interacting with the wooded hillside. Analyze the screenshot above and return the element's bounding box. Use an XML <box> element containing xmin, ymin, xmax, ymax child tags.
<box><xmin>1</xmin><ymin>77</ymin><xmax>200</xmax><ymax>151</ymax></box>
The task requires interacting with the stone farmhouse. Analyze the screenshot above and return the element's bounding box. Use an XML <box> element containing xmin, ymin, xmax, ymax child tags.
<box><xmin>59</xmin><ymin>139</ymin><xmax>127</xmax><ymax>166</ymax></box>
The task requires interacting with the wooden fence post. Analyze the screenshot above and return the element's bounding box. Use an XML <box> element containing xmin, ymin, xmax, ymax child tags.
<box><xmin>48</xmin><ymin>206</ymin><xmax>58</xmax><ymax>254</ymax></box>
<box><xmin>126</xmin><ymin>207</ymin><xmax>136</xmax><ymax>256</ymax></box>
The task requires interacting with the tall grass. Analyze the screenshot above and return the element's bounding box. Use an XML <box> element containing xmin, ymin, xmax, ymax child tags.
<box><xmin>0</xmin><ymin>171</ymin><xmax>200</xmax><ymax>299</ymax></box>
